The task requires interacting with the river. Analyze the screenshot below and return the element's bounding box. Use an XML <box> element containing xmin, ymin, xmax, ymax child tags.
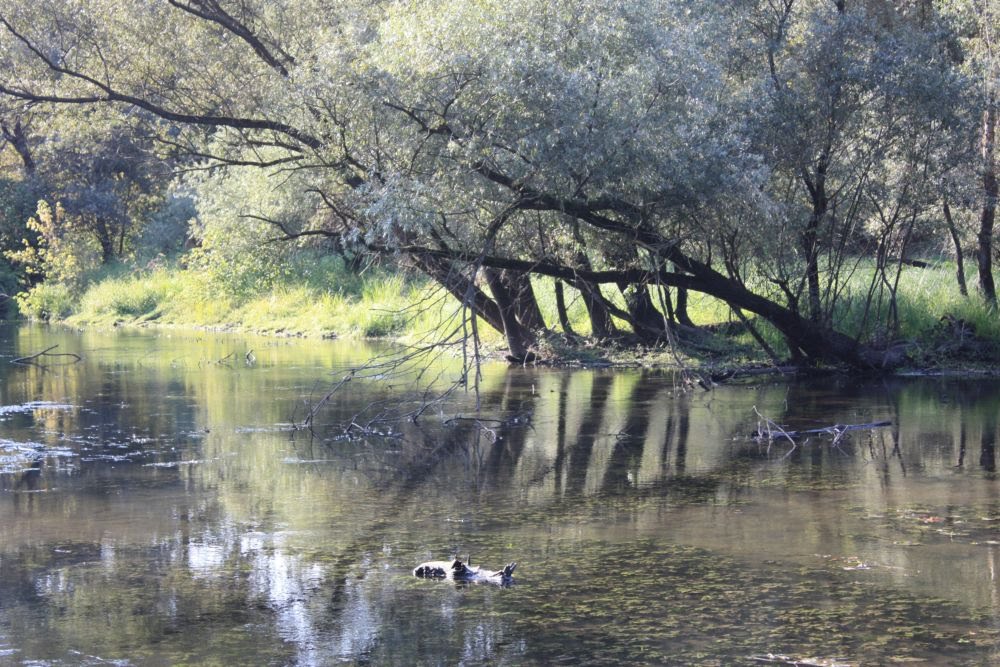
<box><xmin>1</xmin><ymin>323</ymin><xmax>999</xmax><ymax>665</ymax></box>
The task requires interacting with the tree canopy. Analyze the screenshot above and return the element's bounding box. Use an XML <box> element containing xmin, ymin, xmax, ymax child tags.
<box><xmin>0</xmin><ymin>0</ymin><xmax>994</xmax><ymax>368</ymax></box>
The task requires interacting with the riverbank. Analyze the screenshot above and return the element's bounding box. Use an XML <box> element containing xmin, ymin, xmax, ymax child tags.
<box><xmin>15</xmin><ymin>258</ymin><xmax>1000</xmax><ymax>373</ymax></box>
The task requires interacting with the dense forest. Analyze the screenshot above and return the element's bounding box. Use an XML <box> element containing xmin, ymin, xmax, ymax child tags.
<box><xmin>0</xmin><ymin>0</ymin><xmax>997</xmax><ymax>369</ymax></box>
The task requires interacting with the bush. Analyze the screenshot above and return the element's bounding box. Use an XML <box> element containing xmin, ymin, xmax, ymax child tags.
<box><xmin>15</xmin><ymin>282</ymin><xmax>76</xmax><ymax>320</ymax></box>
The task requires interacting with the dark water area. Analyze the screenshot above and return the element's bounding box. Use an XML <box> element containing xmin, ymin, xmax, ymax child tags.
<box><xmin>2</xmin><ymin>324</ymin><xmax>1000</xmax><ymax>665</ymax></box>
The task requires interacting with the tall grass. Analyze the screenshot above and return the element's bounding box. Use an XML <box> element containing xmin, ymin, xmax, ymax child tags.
<box><xmin>61</xmin><ymin>256</ymin><xmax>505</xmax><ymax>344</ymax></box>
<box><xmin>39</xmin><ymin>254</ymin><xmax>1000</xmax><ymax>365</ymax></box>
<box><xmin>693</xmin><ymin>260</ymin><xmax>999</xmax><ymax>358</ymax></box>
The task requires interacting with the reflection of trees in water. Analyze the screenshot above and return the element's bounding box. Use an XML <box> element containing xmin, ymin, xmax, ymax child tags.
<box><xmin>357</xmin><ymin>370</ymin><xmax>711</xmax><ymax>503</ymax></box>
<box><xmin>293</xmin><ymin>370</ymin><xmax>714</xmax><ymax>663</ymax></box>
<box><xmin>564</xmin><ymin>374</ymin><xmax>613</xmax><ymax>497</ymax></box>
<box><xmin>733</xmin><ymin>378</ymin><xmax>1000</xmax><ymax>477</ymax></box>
<box><xmin>21</xmin><ymin>364</ymin><xmax>1000</xmax><ymax>665</ymax></box>
<box><xmin>601</xmin><ymin>379</ymin><xmax>664</xmax><ymax>493</ymax></box>
<box><xmin>982</xmin><ymin>411</ymin><xmax>997</xmax><ymax>472</ymax></box>
<box><xmin>929</xmin><ymin>381</ymin><xmax>1000</xmax><ymax>473</ymax></box>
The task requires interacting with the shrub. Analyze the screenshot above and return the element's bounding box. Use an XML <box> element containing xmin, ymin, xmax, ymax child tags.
<box><xmin>15</xmin><ymin>282</ymin><xmax>75</xmax><ymax>320</ymax></box>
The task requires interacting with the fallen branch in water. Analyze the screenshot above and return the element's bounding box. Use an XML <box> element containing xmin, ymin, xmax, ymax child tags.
<box><xmin>748</xmin><ymin>654</ymin><xmax>851</xmax><ymax>667</ymax></box>
<box><xmin>11</xmin><ymin>345</ymin><xmax>82</xmax><ymax>365</ymax></box>
<box><xmin>752</xmin><ymin>407</ymin><xmax>891</xmax><ymax>447</ymax></box>
<box><xmin>761</xmin><ymin>420</ymin><xmax>893</xmax><ymax>440</ymax></box>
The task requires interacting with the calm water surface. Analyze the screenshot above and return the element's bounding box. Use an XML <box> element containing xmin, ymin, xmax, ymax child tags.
<box><xmin>2</xmin><ymin>324</ymin><xmax>1000</xmax><ymax>665</ymax></box>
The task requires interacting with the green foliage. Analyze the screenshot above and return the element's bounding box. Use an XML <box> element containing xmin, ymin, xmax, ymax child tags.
<box><xmin>15</xmin><ymin>280</ymin><xmax>75</xmax><ymax>320</ymax></box>
<box><xmin>0</xmin><ymin>178</ymin><xmax>40</xmax><ymax>250</ymax></box>
<box><xmin>185</xmin><ymin>164</ymin><xmax>306</xmax><ymax>300</ymax></box>
<box><xmin>0</xmin><ymin>0</ymin><xmax>995</xmax><ymax>364</ymax></box>
<box><xmin>5</xmin><ymin>200</ymin><xmax>102</xmax><ymax>287</ymax></box>
<box><xmin>137</xmin><ymin>194</ymin><xmax>196</xmax><ymax>259</ymax></box>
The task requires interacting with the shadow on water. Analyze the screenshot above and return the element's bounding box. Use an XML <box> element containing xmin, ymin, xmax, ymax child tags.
<box><xmin>2</xmin><ymin>324</ymin><xmax>1000</xmax><ymax>664</ymax></box>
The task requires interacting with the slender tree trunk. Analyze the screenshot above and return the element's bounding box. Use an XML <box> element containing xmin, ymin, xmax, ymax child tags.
<box><xmin>96</xmin><ymin>220</ymin><xmax>116</xmax><ymax>264</ymax></box>
<box><xmin>943</xmin><ymin>198</ymin><xmax>968</xmax><ymax>297</ymax></box>
<box><xmin>553</xmin><ymin>280</ymin><xmax>577</xmax><ymax>337</ymax></box>
<box><xmin>979</xmin><ymin>98</ymin><xmax>998</xmax><ymax>306</ymax></box>
<box><xmin>578</xmin><ymin>282</ymin><xmax>617</xmax><ymax>339</ymax></box>
<box><xmin>660</xmin><ymin>284</ymin><xmax>676</xmax><ymax>322</ymax></box>
<box><xmin>675</xmin><ymin>286</ymin><xmax>695</xmax><ymax>328</ymax></box>
<box><xmin>573</xmin><ymin>251</ymin><xmax>617</xmax><ymax>339</ymax></box>
<box><xmin>802</xmin><ymin>169</ymin><xmax>828</xmax><ymax>323</ymax></box>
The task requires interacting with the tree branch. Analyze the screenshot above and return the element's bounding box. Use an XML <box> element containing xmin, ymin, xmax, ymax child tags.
<box><xmin>166</xmin><ymin>0</ymin><xmax>294</xmax><ymax>77</ymax></box>
<box><xmin>0</xmin><ymin>16</ymin><xmax>322</xmax><ymax>149</ymax></box>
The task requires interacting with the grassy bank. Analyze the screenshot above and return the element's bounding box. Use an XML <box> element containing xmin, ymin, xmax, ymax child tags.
<box><xmin>53</xmin><ymin>262</ymin><xmax>491</xmax><ymax>342</ymax></box>
<box><xmin>16</xmin><ymin>255</ymin><xmax>1000</xmax><ymax>369</ymax></box>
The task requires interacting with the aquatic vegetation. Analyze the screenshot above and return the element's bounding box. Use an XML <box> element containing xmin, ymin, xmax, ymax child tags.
<box><xmin>1</xmin><ymin>327</ymin><xmax>1000</xmax><ymax>664</ymax></box>
<box><xmin>481</xmin><ymin>539</ymin><xmax>999</xmax><ymax>665</ymax></box>
<box><xmin>853</xmin><ymin>503</ymin><xmax>1000</xmax><ymax>547</ymax></box>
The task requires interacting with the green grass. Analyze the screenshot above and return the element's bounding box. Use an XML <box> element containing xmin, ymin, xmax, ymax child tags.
<box><xmin>693</xmin><ymin>260</ymin><xmax>1000</xmax><ymax>363</ymax></box>
<box><xmin>76</xmin><ymin>271</ymin><xmax>186</xmax><ymax>319</ymax></box>
<box><xmin>55</xmin><ymin>258</ymin><xmax>507</xmax><ymax>347</ymax></box>
<box><xmin>23</xmin><ymin>254</ymin><xmax>1000</xmax><ymax>368</ymax></box>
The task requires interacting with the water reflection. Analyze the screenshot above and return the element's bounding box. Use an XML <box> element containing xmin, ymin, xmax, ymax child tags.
<box><xmin>1</xmin><ymin>324</ymin><xmax>1000</xmax><ymax>664</ymax></box>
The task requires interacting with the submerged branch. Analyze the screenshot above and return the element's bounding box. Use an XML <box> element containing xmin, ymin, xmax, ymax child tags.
<box><xmin>752</xmin><ymin>409</ymin><xmax>892</xmax><ymax>444</ymax></box>
<box><xmin>11</xmin><ymin>345</ymin><xmax>82</xmax><ymax>365</ymax></box>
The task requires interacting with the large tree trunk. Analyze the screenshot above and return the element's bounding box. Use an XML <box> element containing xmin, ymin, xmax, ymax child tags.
<box><xmin>0</xmin><ymin>119</ymin><xmax>35</xmax><ymax>177</ymax></box>
<box><xmin>669</xmin><ymin>255</ymin><xmax>901</xmax><ymax>368</ymax></box>
<box><xmin>619</xmin><ymin>282</ymin><xmax>666</xmax><ymax>344</ymax></box>
<box><xmin>503</xmin><ymin>269</ymin><xmax>546</xmax><ymax>332</ymax></box>
<box><xmin>95</xmin><ymin>219</ymin><xmax>116</xmax><ymax>265</ymax></box>
<box><xmin>979</xmin><ymin>98</ymin><xmax>998</xmax><ymax>306</ymax></box>
<box><xmin>674</xmin><ymin>286</ymin><xmax>695</xmax><ymax>328</ymax></box>
<box><xmin>409</xmin><ymin>254</ymin><xmax>506</xmax><ymax>334</ymax></box>
<box><xmin>483</xmin><ymin>268</ymin><xmax>538</xmax><ymax>362</ymax></box>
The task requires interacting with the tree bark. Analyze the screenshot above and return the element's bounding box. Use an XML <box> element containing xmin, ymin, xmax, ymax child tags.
<box><xmin>553</xmin><ymin>281</ymin><xmax>577</xmax><ymax>337</ymax></box>
<box><xmin>572</xmin><ymin>251</ymin><xmax>618</xmax><ymax>340</ymax></box>
<box><xmin>943</xmin><ymin>198</ymin><xmax>968</xmax><ymax>297</ymax></box>
<box><xmin>483</xmin><ymin>268</ymin><xmax>538</xmax><ymax>362</ymax></box>
<box><xmin>0</xmin><ymin>119</ymin><xmax>35</xmax><ymax>176</ymax></box>
<box><xmin>979</xmin><ymin>98</ymin><xmax>998</xmax><ymax>306</ymax></box>
<box><xmin>619</xmin><ymin>282</ymin><xmax>666</xmax><ymax>344</ymax></box>
<box><xmin>502</xmin><ymin>269</ymin><xmax>546</xmax><ymax>332</ymax></box>
<box><xmin>802</xmin><ymin>164</ymin><xmax>828</xmax><ymax>323</ymax></box>
<box><xmin>409</xmin><ymin>254</ymin><xmax>505</xmax><ymax>335</ymax></box>
<box><xmin>675</xmin><ymin>286</ymin><xmax>695</xmax><ymax>328</ymax></box>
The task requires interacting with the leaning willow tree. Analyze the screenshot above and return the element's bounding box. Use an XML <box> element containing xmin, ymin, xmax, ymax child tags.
<box><xmin>0</xmin><ymin>0</ymin><xmax>973</xmax><ymax>369</ymax></box>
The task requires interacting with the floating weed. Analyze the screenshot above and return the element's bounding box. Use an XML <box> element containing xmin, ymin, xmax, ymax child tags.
<box><xmin>851</xmin><ymin>503</ymin><xmax>1000</xmax><ymax>546</ymax></box>
<box><xmin>485</xmin><ymin>539</ymin><xmax>1000</xmax><ymax>665</ymax></box>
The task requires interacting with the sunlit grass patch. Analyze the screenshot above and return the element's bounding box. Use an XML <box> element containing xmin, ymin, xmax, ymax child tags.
<box><xmin>44</xmin><ymin>252</ymin><xmax>1000</xmax><ymax>368</ymax></box>
<box><xmin>75</xmin><ymin>271</ymin><xmax>185</xmax><ymax>320</ymax></box>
